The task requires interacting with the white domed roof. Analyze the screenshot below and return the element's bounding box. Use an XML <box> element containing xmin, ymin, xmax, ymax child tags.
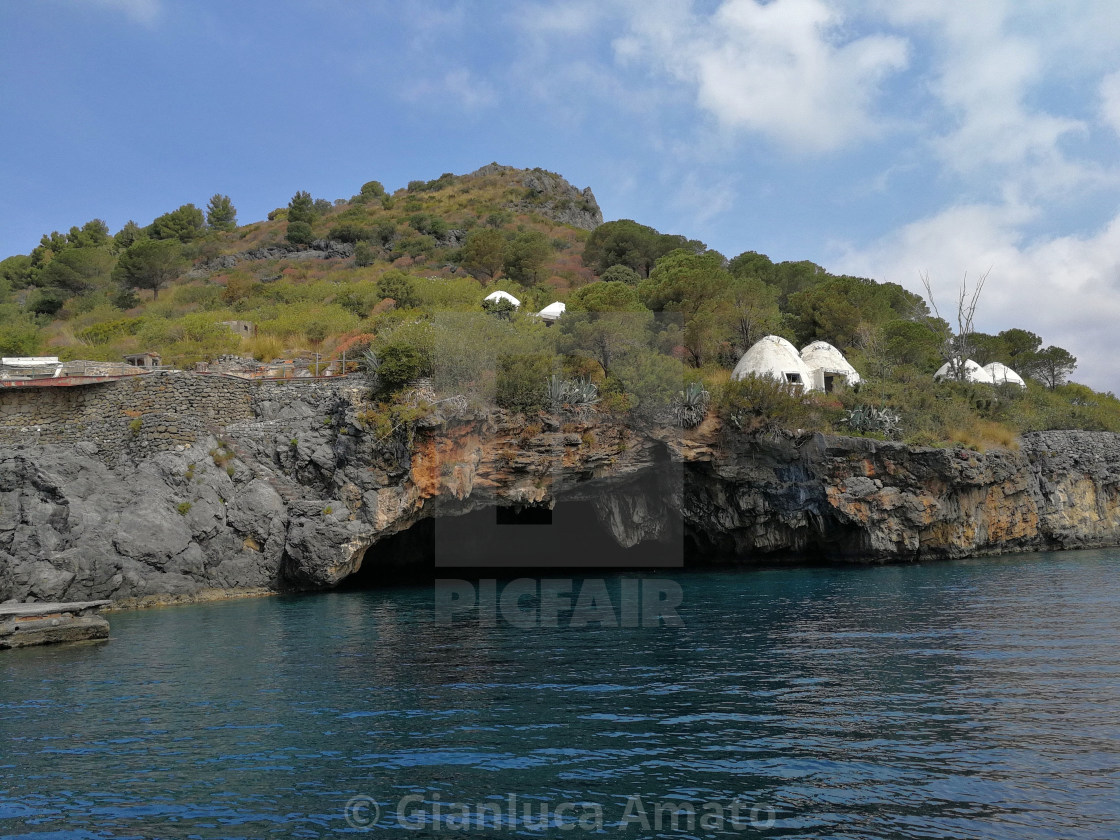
<box><xmin>983</xmin><ymin>361</ymin><xmax>1026</xmax><ymax>387</ymax></box>
<box><xmin>934</xmin><ymin>358</ymin><xmax>994</xmax><ymax>384</ymax></box>
<box><xmin>800</xmin><ymin>340</ymin><xmax>861</xmax><ymax>386</ymax></box>
<box><xmin>537</xmin><ymin>301</ymin><xmax>566</xmax><ymax>321</ymax></box>
<box><xmin>732</xmin><ymin>335</ymin><xmax>817</xmax><ymax>390</ymax></box>
<box><xmin>484</xmin><ymin>290</ymin><xmax>520</xmax><ymax>308</ymax></box>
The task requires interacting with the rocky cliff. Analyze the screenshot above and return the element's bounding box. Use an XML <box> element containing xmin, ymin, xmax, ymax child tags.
<box><xmin>3</xmin><ymin>376</ymin><xmax>1120</xmax><ymax>605</ymax></box>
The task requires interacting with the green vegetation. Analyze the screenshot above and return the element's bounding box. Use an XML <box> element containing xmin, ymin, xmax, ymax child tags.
<box><xmin>0</xmin><ymin>164</ymin><xmax>1108</xmax><ymax>449</ymax></box>
<box><xmin>205</xmin><ymin>194</ymin><xmax>237</xmax><ymax>232</ymax></box>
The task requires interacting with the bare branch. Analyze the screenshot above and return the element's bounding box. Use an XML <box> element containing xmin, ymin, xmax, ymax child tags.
<box><xmin>920</xmin><ymin>268</ymin><xmax>990</xmax><ymax>381</ymax></box>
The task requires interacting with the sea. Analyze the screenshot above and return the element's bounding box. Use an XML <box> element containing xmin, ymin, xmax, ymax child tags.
<box><xmin>1</xmin><ymin>550</ymin><xmax>1118</xmax><ymax>839</ymax></box>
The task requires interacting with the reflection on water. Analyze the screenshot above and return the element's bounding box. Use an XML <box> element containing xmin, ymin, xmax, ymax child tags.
<box><xmin>1</xmin><ymin>551</ymin><xmax>1119</xmax><ymax>838</ymax></box>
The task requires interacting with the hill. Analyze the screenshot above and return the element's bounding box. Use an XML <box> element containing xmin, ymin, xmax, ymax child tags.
<box><xmin>0</xmin><ymin>163</ymin><xmax>1114</xmax><ymax>447</ymax></box>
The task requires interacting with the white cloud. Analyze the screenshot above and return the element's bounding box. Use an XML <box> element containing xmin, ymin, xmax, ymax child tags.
<box><xmin>85</xmin><ymin>0</ymin><xmax>161</xmax><ymax>25</ymax></box>
<box><xmin>401</xmin><ymin>69</ymin><xmax>498</xmax><ymax>113</ymax></box>
<box><xmin>1099</xmin><ymin>70</ymin><xmax>1120</xmax><ymax>137</ymax></box>
<box><xmin>671</xmin><ymin>173</ymin><xmax>737</xmax><ymax>231</ymax></box>
<box><xmin>838</xmin><ymin>203</ymin><xmax>1120</xmax><ymax>392</ymax></box>
<box><xmin>612</xmin><ymin>0</ymin><xmax>909</xmax><ymax>154</ymax></box>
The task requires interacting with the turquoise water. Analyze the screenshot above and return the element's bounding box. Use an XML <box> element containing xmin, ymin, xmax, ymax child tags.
<box><xmin>2</xmin><ymin>552</ymin><xmax>1119</xmax><ymax>838</ymax></box>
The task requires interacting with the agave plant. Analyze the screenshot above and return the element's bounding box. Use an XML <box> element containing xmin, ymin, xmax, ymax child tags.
<box><xmin>547</xmin><ymin>374</ymin><xmax>568</xmax><ymax>406</ymax></box>
<box><xmin>673</xmin><ymin>381</ymin><xmax>711</xmax><ymax>428</ymax></box>
<box><xmin>566</xmin><ymin>378</ymin><xmax>600</xmax><ymax>409</ymax></box>
<box><xmin>361</xmin><ymin>348</ymin><xmax>380</xmax><ymax>389</ymax></box>
<box><xmin>843</xmin><ymin>405</ymin><xmax>902</xmax><ymax>438</ymax></box>
<box><xmin>547</xmin><ymin>375</ymin><xmax>600</xmax><ymax>412</ymax></box>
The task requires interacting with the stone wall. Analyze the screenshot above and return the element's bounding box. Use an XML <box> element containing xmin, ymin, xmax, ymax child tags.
<box><xmin>0</xmin><ymin>373</ymin><xmax>354</xmax><ymax>463</ymax></box>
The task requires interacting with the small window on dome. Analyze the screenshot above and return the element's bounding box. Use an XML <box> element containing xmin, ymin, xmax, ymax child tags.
<box><xmin>785</xmin><ymin>373</ymin><xmax>802</xmax><ymax>384</ymax></box>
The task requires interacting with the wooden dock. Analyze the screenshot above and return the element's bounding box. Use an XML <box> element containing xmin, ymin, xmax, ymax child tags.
<box><xmin>0</xmin><ymin>601</ymin><xmax>112</xmax><ymax>649</ymax></box>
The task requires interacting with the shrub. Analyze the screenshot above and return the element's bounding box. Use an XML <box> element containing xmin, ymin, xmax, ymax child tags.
<box><xmin>176</xmin><ymin>502</ymin><xmax>192</xmax><ymax>515</ymax></box>
<box><xmin>286</xmin><ymin>221</ymin><xmax>314</xmax><ymax>246</ymax></box>
<box><xmin>328</xmin><ymin>223</ymin><xmax>372</xmax><ymax>243</ymax></box>
<box><xmin>0</xmin><ymin>321</ymin><xmax>42</xmax><ymax>355</ymax></box>
<box><xmin>374</xmin><ymin>341</ymin><xmax>433</xmax><ymax>394</ymax></box>
<box><xmin>496</xmin><ymin>352</ymin><xmax>554</xmax><ymax>412</ymax></box>
<box><xmin>481</xmin><ymin>296</ymin><xmax>517</xmax><ymax>319</ymax></box>
<box><xmin>354</xmin><ymin>241</ymin><xmax>376</xmax><ymax>267</ymax></box>
<box><xmin>376</xmin><ymin>270</ymin><xmax>420</xmax><ymax>308</ymax></box>
<box><xmin>719</xmin><ymin>374</ymin><xmax>831</xmax><ymax>433</ymax></box>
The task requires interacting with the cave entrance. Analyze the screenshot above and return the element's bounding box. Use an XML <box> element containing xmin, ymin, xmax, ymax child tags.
<box><xmin>338</xmin><ymin>500</ymin><xmax>682</xmax><ymax>590</ymax></box>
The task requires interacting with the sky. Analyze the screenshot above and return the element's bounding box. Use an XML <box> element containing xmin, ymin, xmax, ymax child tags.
<box><xmin>3</xmin><ymin>0</ymin><xmax>1120</xmax><ymax>390</ymax></box>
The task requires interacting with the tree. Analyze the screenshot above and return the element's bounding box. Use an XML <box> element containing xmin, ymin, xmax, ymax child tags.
<box><xmin>376</xmin><ymin>270</ymin><xmax>419</xmax><ymax>308</ymax></box>
<box><xmin>728</xmin><ymin>250</ymin><xmax>776</xmax><ymax>283</ymax></box>
<box><xmin>568</xmin><ymin>280</ymin><xmax>644</xmax><ymax>313</ymax></box>
<box><xmin>787</xmin><ymin>276</ymin><xmax>920</xmax><ymax>350</ymax></box>
<box><xmin>111</xmin><ymin>238</ymin><xmax>184</xmax><ymax>300</ymax></box>
<box><xmin>114</xmin><ymin>220</ymin><xmax>145</xmax><ymax>251</ymax></box>
<box><xmin>502</xmin><ymin>231</ymin><xmax>551</xmax><ymax>285</ymax></box>
<box><xmin>638</xmin><ymin>249</ymin><xmax>735</xmax><ymax>366</ymax></box>
<box><xmin>999</xmin><ymin>328</ymin><xmax>1043</xmax><ymax>362</ymax></box>
<box><xmin>66</xmin><ymin>219</ymin><xmax>110</xmax><ymax>249</ymax></box>
<box><xmin>287</xmin><ymin>191</ymin><xmax>315</xmax><ymax>245</ymax></box>
<box><xmin>880</xmin><ymin>319</ymin><xmax>947</xmax><ymax>372</ymax></box>
<box><xmin>0</xmin><ymin>255</ymin><xmax>34</xmax><ymax>289</ymax></box>
<box><xmin>149</xmin><ymin>204</ymin><xmax>205</xmax><ymax>242</ymax></box>
<box><xmin>358</xmin><ymin>180</ymin><xmax>385</xmax><ymax>201</ymax></box>
<box><xmin>205</xmin><ymin>194</ymin><xmax>238</xmax><ymax>231</ymax></box>
<box><xmin>1032</xmin><ymin>345</ymin><xmax>1077</xmax><ymax>389</ymax></box>
<box><xmin>460</xmin><ymin>228</ymin><xmax>505</xmax><ymax>281</ymax></box>
<box><xmin>583</xmin><ymin>219</ymin><xmax>686</xmax><ymax>278</ymax></box>
<box><xmin>561</xmin><ymin>281</ymin><xmax>650</xmax><ymax>373</ymax></box>
<box><xmin>599</xmin><ymin>264</ymin><xmax>642</xmax><ymax>285</ymax></box>
<box><xmin>38</xmin><ymin>247</ymin><xmax>114</xmax><ymax>293</ymax></box>
<box><xmin>288</xmin><ymin>191</ymin><xmax>314</xmax><ymax>224</ymax></box>
<box><xmin>920</xmin><ymin>270</ymin><xmax>989</xmax><ymax>381</ymax></box>
<box><xmin>27</xmin><ymin>288</ymin><xmax>66</xmax><ymax>316</ymax></box>
<box><xmin>728</xmin><ymin>274</ymin><xmax>780</xmax><ymax>351</ymax></box>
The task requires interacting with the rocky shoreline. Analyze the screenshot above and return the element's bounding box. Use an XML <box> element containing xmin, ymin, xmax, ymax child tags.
<box><xmin>3</xmin><ymin>375</ymin><xmax>1120</xmax><ymax>606</ymax></box>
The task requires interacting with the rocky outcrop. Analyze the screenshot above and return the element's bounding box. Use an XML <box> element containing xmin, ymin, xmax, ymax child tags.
<box><xmin>5</xmin><ymin>377</ymin><xmax>1120</xmax><ymax>605</ymax></box>
<box><xmin>469</xmin><ymin>163</ymin><xmax>603</xmax><ymax>230</ymax></box>
<box><xmin>191</xmin><ymin>239</ymin><xmax>355</xmax><ymax>276</ymax></box>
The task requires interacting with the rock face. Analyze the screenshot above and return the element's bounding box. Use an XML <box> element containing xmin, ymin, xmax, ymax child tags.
<box><xmin>469</xmin><ymin>163</ymin><xmax>603</xmax><ymax>230</ymax></box>
<box><xmin>191</xmin><ymin>239</ymin><xmax>355</xmax><ymax>275</ymax></box>
<box><xmin>4</xmin><ymin>376</ymin><xmax>1120</xmax><ymax>605</ymax></box>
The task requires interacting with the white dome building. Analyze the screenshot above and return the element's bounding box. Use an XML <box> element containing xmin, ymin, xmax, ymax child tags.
<box><xmin>732</xmin><ymin>335</ymin><xmax>817</xmax><ymax>391</ymax></box>
<box><xmin>483</xmin><ymin>290</ymin><xmax>521</xmax><ymax>308</ymax></box>
<box><xmin>800</xmin><ymin>341</ymin><xmax>861</xmax><ymax>392</ymax></box>
<box><xmin>983</xmin><ymin>361</ymin><xmax>1026</xmax><ymax>388</ymax></box>
<box><xmin>934</xmin><ymin>358</ymin><xmax>995</xmax><ymax>384</ymax></box>
<box><xmin>537</xmin><ymin>301</ymin><xmax>566</xmax><ymax>323</ymax></box>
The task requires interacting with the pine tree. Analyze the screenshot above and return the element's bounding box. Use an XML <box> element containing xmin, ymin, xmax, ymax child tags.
<box><xmin>287</xmin><ymin>191</ymin><xmax>315</xmax><ymax>245</ymax></box>
<box><xmin>205</xmin><ymin>194</ymin><xmax>237</xmax><ymax>231</ymax></box>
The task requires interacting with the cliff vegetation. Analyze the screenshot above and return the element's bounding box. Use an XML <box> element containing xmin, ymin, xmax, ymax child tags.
<box><xmin>0</xmin><ymin>163</ymin><xmax>1109</xmax><ymax>448</ymax></box>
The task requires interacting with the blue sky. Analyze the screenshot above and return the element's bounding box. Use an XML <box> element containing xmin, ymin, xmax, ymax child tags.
<box><xmin>4</xmin><ymin>0</ymin><xmax>1120</xmax><ymax>389</ymax></box>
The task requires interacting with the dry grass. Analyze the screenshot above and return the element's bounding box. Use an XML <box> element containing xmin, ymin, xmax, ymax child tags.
<box><xmin>946</xmin><ymin>419</ymin><xmax>1019</xmax><ymax>452</ymax></box>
